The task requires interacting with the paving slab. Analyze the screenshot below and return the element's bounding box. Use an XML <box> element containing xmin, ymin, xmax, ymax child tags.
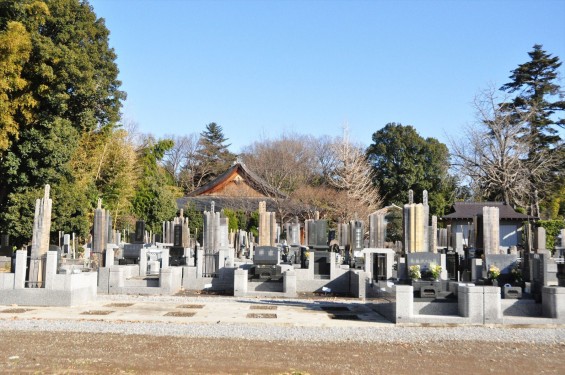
<box><xmin>0</xmin><ymin>294</ymin><xmax>393</xmax><ymax>327</ymax></box>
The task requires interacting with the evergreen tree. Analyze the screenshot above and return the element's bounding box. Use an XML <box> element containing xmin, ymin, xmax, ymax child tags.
<box><xmin>366</xmin><ymin>123</ymin><xmax>454</xmax><ymax>216</ymax></box>
<box><xmin>499</xmin><ymin>45</ymin><xmax>564</xmax><ymax>217</ymax></box>
<box><xmin>500</xmin><ymin>44</ymin><xmax>564</xmax><ymax>154</ymax></box>
<box><xmin>131</xmin><ymin>137</ymin><xmax>178</xmax><ymax>232</ymax></box>
<box><xmin>192</xmin><ymin>123</ymin><xmax>236</xmax><ymax>188</ymax></box>
<box><xmin>0</xmin><ymin>0</ymin><xmax>125</xmax><ymax>244</ymax></box>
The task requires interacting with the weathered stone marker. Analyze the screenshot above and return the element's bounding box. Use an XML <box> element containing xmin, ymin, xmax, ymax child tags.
<box><xmin>29</xmin><ymin>185</ymin><xmax>52</xmax><ymax>287</ymax></box>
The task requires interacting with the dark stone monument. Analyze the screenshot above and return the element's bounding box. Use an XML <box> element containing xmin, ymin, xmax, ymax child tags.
<box><xmin>445</xmin><ymin>251</ymin><xmax>460</xmax><ymax>281</ymax></box>
<box><xmin>307</xmin><ymin>220</ymin><xmax>327</xmax><ymax>249</ymax></box>
<box><xmin>252</xmin><ymin>246</ymin><xmax>282</xmax><ymax>280</ymax></box>
<box><xmin>314</xmin><ymin>251</ymin><xmax>330</xmax><ymax>277</ymax></box>
<box><xmin>134</xmin><ymin>220</ymin><xmax>145</xmax><ymax>244</ymax></box>
<box><xmin>173</xmin><ymin>224</ymin><xmax>182</xmax><ymax>247</ymax></box>
<box><xmin>0</xmin><ymin>234</ymin><xmax>11</xmax><ymax>257</ymax></box>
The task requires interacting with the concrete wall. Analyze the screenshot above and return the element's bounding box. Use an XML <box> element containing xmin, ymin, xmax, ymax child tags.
<box><xmin>0</xmin><ymin>250</ymin><xmax>98</xmax><ymax>306</ymax></box>
<box><xmin>388</xmin><ymin>283</ymin><xmax>565</xmax><ymax>325</ymax></box>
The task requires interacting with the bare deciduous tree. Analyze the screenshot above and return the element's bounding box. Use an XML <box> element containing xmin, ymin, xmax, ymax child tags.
<box><xmin>450</xmin><ymin>86</ymin><xmax>558</xmax><ymax>212</ymax></box>
<box><xmin>161</xmin><ymin>133</ymin><xmax>199</xmax><ymax>193</ymax></box>
<box><xmin>327</xmin><ymin>129</ymin><xmax>382</xmax><ymax>221</ymax></box>
<box><xmin>240</xmin><ymin>133</ymin><xmax>318</xmax><ymax>194</ymax></box>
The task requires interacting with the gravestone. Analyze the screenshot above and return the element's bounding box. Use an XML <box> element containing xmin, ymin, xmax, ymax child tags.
<box><xmin>482</xmin><ymin>206</ymin><xmax>500</xmax><ymax>254</ymax></box>
<box><xmin>306</xmin><ymin>220</ymin><xmax>327</xmax><ymax>249</ymax></box>
<box><xmin>28</xmin><ymin>185</ymin><xmax>52</xmax><ymax>287</ymax></box>
<box><xmin>430</xmin><ymin>215</ymin><xmax>437</xmax><ymax>253</ymax></box>
<box><xmin>92</xmin><ymin>199</ymin><xmax>109</xmax><ymax>257</ymax></box>
<box><xmin>534</xmin><ymin>227</ymin><xmax>546</xmax><ymax>252</ymax></box>
<box><xmin>438</xmin><ymin>228</ymin><xmax>448</xmax><ymax>248</ymax></box>
<box><xmin>350</xmin><ymin>220</ymin><xmax>364</xmax><ymax>251</ymax></box>
<box><xmin>314</xmin><ymin>251</ymin><xmax>330</xmax><ymax>276</ymax></box>
<box><xmin>286</xmin><ymin>218</ymin><xmax>301</xmax><ymax>246</ymax></box>
<box><xmin>556</xmin><ymin>229</ymin><xmax>565</xmax><ymax>258</ymax></box>
<box><xmin>258</xmin><ymin>201</ymin><xmax>277</xmax><ymax>246</ymax></box>
<box><xmin>523</xmin><ymin>223</ymin><xmax>533</xmax><ymax>252</ymax></box>
<box><xmin>134</xmin><ymin>220</ymin><xmax>145</xmax><ymax>244</ymax></box>
<box><xmin>0</xmin><ymin>234</ymin><xmax>11</xmax><ymax>257</ymax></box>
<box><xmin>162</xmin><ymin>211</ymin><xmax>190</xmax><ymax>247</ymax></box>
<box><xmin>445</xmin><ymin>251</ymin><xmax>459</xmax><ymax>281</ymax></box>
<box><xmin>531</xmin><ymin>251</ymin><xmax>552</xmax><ymax>302</ymax></box>
<box><xmin>406</xmin><ymin>252</ymin><xmax>441</xmax><ymax>276</ymax></box>
<box><xmin>422</xmin><ymin>190</ymin><xmax>430</xmax><ymax>253</ymax></box>
<box><xmin>484</xmin><ymin>254</ymin><xmax>518</xmax><ymax>284</ymax></box>
<box><xmin>369</xmin><ymin>211</ymin><xmax>386</xmax><ymax>248</ymax></box>
<box><xmin>252</xmin><ymin>246</ymin><xmax>282</xmax><ymax>279</ymax></box>
<box><xmin>62</xmin><ymin>234</ymin><xmax>71</xmax><ymax>255</ymax></box>
<box><xmin>337</xmin><ymin>221</ymin><xmax>349</xmax><ymax>248</ymax></box>
<box><xmin>404</xmin><ymin>203</ymin><xmax>425</xmax><ymax>252</ymax></box>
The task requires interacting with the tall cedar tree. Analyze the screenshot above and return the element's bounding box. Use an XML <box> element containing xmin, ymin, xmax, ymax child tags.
<box><xmin>193</xmin><ymin>123</ymin><xmax>236</xmax><ymax>188</ymax></box>
<box><xmin>0</xmin><ymin>0</ymin><xmax>125</xmax><ymax>245</ymax></box>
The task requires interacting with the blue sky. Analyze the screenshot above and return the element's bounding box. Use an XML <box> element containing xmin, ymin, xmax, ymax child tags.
<box><xmin>89</xmin><ymin>0</ymin><xmax>565</xmax><ymax>153</ymax></box>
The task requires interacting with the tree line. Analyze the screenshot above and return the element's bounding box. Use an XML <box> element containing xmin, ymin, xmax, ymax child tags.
<box><xmin>1</xmin><ymin>1</ymin><xmax>563</xmax><ymax>248</ymax></box>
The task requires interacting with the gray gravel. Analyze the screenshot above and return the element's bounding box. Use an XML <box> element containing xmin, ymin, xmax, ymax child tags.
<box><xmin>1</xmin><ymin>316</ymin><xmax>564</xmax><ymax>344</ymax></box>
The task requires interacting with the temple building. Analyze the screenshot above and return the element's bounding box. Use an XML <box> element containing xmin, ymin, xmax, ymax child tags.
<box><xmin>176</xmin><ymin>162</ymin><xmax>287</xmax><ymax>213</ymax></box>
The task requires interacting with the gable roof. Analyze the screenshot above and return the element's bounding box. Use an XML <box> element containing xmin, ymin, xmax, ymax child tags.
<box><xmin>442</xmin><ymin>202</ymin><xmax>532</xmax><ymax>221</ymax></box>
<box><xmin>188</xmin><ymin>162</ymin><xmax>288</xmax><ymax>199</ymax></box>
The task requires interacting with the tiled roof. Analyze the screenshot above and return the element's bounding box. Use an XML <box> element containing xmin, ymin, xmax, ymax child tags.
<box><xmin>442</xmin><ymin>202</ymin><xmax>532</xmax><ymax>220</ymax></box>
<box><xmin>187</xmin><ymin>162</ymin><xmax>287</xmax><ymax>199</ymax></box>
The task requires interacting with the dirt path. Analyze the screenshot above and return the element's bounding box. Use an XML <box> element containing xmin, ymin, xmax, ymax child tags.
<box><xmin>1</xmin><ymin>331</ymin><xmax>564</xmax><ymax>374</ymax></box>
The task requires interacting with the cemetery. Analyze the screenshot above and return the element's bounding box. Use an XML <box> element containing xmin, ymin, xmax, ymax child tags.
<box><xmin>1</xmin><ymin>183</ymin><xmax>564</xmax><ymax>325</ymax></box>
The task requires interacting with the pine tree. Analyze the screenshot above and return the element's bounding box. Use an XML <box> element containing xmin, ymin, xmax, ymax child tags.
<box><xmin>499</xmin><ymin>45</ymin><xmax>564</xmax><ymax>217</ymax></box>
<box><xmin>500</xmin><ymin>44</ymin><xmax>564</xmax><ymax>154</ymax></box>
<box><xmin>192</xmin><ymin>123</ymin><xmax>236</xmax><ymax>188</ymax></box>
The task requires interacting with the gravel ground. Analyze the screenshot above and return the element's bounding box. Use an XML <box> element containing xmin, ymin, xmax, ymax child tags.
<box><xmin>1</xmin><ymin>294</ymin><xmax>565</xmax><ymax>373</ymax></box>
<box><xmin>2</xmin><ymin>318</ymin><xmax>565</xmax><ymax>344</ymax></box>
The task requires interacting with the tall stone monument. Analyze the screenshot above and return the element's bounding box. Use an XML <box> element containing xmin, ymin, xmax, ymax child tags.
<box><xmin>258</xmin><ymin>201</ymin><xmax>276</xmax><ymax>246</ymax></box>
<box><xmin>482</xmin><ymin>206</ymin><xmax>500</xmax><ymax>254</ymax></box>
<box><xmin>403</xmin><ymin>203</ymin><xmax>425</xmax><ymax>252</ymax></box>
<box><xmin>369</xmin><ymin>211</ymin><xmax>386</xmax><ymax>248</ymax></box>
<box><xmin>29</xmin><ymin>185</ymin><xmax>52</xmax><ymax>287</ymax></box>
<box><xmin>162</xmin><ymin>209</ymin><xmax>190</xmax><ymax>247</ymax></box>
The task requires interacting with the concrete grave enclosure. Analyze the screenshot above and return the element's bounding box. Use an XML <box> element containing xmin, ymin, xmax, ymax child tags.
<box><xmin>1</xmin><ymin>186</ymin><xmax>564</xmax><ymax>326</ymax></box>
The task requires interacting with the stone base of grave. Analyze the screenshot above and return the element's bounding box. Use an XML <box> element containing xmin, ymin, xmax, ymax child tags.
<box><xmin>0</xmin><ymin>250</ymin><xmax>97</xmax><ymax>307</ymax></box>
<box><xmin>387</xmin><ymin>283</ymin><xmax>565</xmax><ymax>325</ymax></box>
<box><xmin>98</xmin><ymin>266</ymin><xmax>183</xmax><ymax>295</ymax></box>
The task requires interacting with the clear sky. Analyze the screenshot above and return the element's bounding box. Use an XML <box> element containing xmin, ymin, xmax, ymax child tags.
<box><xmin>88</xmin><ymin>0</ymin><xmax>565</xmax><ymax>153</ymax></box>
